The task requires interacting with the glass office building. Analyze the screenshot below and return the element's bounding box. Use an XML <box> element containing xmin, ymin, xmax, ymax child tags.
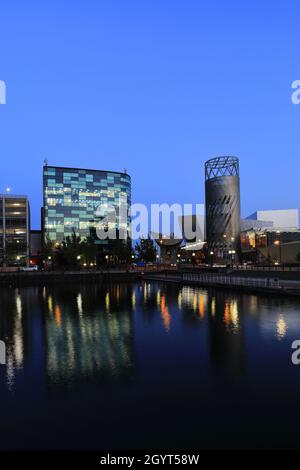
<box><xmin>0</xmin><ymin>194</ymin><xmax>30</xmax><ymax>266</ymax></box>
<box><xmin>43</xmin><ymin>165</ymin><xmax>131</xmax><ymax>245</ymax></box>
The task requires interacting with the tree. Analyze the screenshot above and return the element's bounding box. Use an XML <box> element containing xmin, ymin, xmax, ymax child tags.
<box><xmin>135</xmin><ymin>236</ymin><xmax>157</xmax><ymax>263</ymax></box>
<box><xmin>43</xmin><ymin>233</ymin><xmax>54</xmax><ymax>261</ymax></box>
<box><xmin>108</xmin><ymin>232</ymin><xmax>133</xmax><ymax>264</ymax></box>
<box><xmin>56</xmin><ymin>229</ymin><xmax>84</xmax><ymax>267</ymax></box>
<box><xmin>82</xmin><ymin>234</ymin><xmax>99</xmax><ymax>265</ymax></box>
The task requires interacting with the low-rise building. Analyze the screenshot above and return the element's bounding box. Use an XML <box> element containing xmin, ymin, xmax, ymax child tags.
<box><xmin>241</xmin><ymin>227</ymin><xmax>300</xmax><ymax>265</ymax></box>
<box><xmin>0</xmin><ymin>194</ymin><xmax>30</xmax><ymax>266</ymax></box>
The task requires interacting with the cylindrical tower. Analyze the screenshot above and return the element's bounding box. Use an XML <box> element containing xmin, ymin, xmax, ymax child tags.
<box><xmin>205</xmin><ymin>156</ymin><xmax>241</xmax><ymax>262</ymax></box>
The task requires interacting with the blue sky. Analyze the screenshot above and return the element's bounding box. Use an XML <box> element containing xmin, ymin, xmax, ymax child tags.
<box><xmin>0</xmin><ymin>0</ymin><xmax>299</xmax><ymax>228</ymax></box>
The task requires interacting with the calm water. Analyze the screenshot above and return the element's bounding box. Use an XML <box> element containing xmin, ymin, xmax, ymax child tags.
<box><xmin>0</xmin><ymin>281</ymin><xmax>300</xmax><ymax>450</ymax></box>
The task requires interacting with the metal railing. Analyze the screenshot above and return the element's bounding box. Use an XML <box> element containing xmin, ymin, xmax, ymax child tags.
<box><xmin>182</xmin><ymin>272</ymin><xmax>283</xmax><ymax>290</ymax></box>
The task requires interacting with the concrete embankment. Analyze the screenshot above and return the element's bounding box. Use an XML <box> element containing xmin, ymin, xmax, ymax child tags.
<box><xmin>142</xmin><ymin>269</ymin><xmax>300</xmax><ymax>297</ymax></box>
<box><xmin>0</xmin><ymin>270</ymin><xmax>139</xmax><ymax>287</ymax></box>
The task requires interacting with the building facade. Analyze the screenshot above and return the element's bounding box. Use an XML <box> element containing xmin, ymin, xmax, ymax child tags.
<box><xmin>241</xmin><ymin>227</ymin><xmax>300</xmax><ymax>264</ymax></box>
<box><xmin>43</xmin><ymin>165</ymin><xmax>131</xmax><ymax>248</ymax></box>
<box><xmin>0</xmin><ymin>194</ymin><xmax>30</xmax><ymax>266</ymax></box>
<box><xmin>246</xmin><ymin>210</ymin><xmax>299</xmax><ymax>230</ymax></box>
<box><xmin>30</xmin><ymin>229</ymin><xmax>42</xmax><ymax>266</ymax></box>
<box><xmin>205</xmin><ymin>156</ymin><xmax>241</xmax><ymax>262</ymax></box>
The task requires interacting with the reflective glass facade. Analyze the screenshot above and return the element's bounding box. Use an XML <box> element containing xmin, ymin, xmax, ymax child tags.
<box><xmin>0</xmin><ymin>195</ymin><xmax>30</xmax><ymax>265</ymax></box>
<box><xmin>43</xmin><ymin>166</ymin><xmax>131</xmax><ymax>243</ymax></box>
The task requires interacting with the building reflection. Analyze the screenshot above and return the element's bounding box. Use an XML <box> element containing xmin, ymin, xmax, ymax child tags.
<box><xmin>0</xmin><ymin>286</ymin><xmax>45</xmax><ymax>389</ymax></box>
<box><xmin>0</xmin><ymin>281</ymin><xmax>298</xmax><ymax>393</ymax></box>
<box><xmin>175</xmin><ymin>286</ymin><xmax>245</xmax><ymax>376</ymax></box>
<box><xmin>276</xmin><ymin>314</ymin><xmax>287</xmax><ymax>341</ymax></box>
<box><xmin>206</xmin><ymin>292</ymin><xmax>245</xmax><ymax>377</ymax></box>
<box><xmin>44</xmin><ymin>284</ymin><xmax>135</xmax><ymax>385</ymax></box>
<box><xmin>160</xmin><ymin>294</ymin><xmax>171</xmax><ymax>332</ymax></box>
<box><xmin>0</xmin><ymin>284</ymin><xmax>135</xmax><ymax>390</ymax></box>
<box><xmin>178</xmin><ymin>287</ymin><xmax>208</xmax><ymax>328</ymax></box>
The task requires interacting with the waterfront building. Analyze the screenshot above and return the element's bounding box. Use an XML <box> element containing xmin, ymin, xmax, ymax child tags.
<box><xmin>42</xmin><ymin>165</ymin><xmax>131</xmax><ymax>259</ymax></box>
<box><xmin>246</xmin><ymin>209</ymin><xmax>299</xmax><ymax>230</ymax></box>
<box><xmin>205</xmin><ymin>156</ymin><xmax>241</xmax><ymax>262</ymax></box>
<box><xmin>30</xmin><ymin>229</ymin><xmax>42</xmax><ymax>266</ymax></box>
<box><xmin>152</xmin><ymin>233</ymin><xmax>183</xmax><ymax>265</ymax></box>
<box><xmin>0</xmin><ymin>194</ymin><xmax>30</xmax><ymax>266</ymax></box>
<box><xmin>240</xmin><ymin>218</ymin><xmax>274</xmax><ymax>232</ymax></box>
<box><xmin>241</xmin><ymin>227</ymin><xmax>300</xmax><ymax>264</ymax></box>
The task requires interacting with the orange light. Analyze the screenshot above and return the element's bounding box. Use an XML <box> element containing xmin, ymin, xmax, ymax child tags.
<box><xmin>160</xmin><ymin>295</ymin><xmax>171</xmax><ymax>332</ymax></box>
<box><xmin>55</xmin><ymin>305</ymin><xmax>62</xmax><ymax>328</ymax></box>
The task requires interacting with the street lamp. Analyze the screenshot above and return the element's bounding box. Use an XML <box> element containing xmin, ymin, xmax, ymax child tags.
<box><xmin>274</xmin><ymin>240</ymin><xmax>281</xmax><ymax>265</ymax></box>
<box><xmin>210</xmin><ymin>251</ymin><xmax>214</xmax><ymax>267</ymax></box>
<box><xmin>229</xmin><ymin>250</ymin><xmax>236</xmax><ymax>266</ymax></box>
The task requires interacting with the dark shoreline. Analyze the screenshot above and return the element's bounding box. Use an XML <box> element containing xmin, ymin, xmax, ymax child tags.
<box><xmin>0</xmin><ymin>270</ymin><xmax>140</xmax><ymax>286</ymax></box>
<box><xmin>1</xmin><ymin>269</ymin><xmax>300</xmax><ymax>298</ymax></box>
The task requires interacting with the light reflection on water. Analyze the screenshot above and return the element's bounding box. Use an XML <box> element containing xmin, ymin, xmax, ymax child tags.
<box><xmin>0</xmin><ymin>282</ymin><xmax>298</xmax><ymax>389</ymax></box>
<box><xmin>0</xmin><ymin>281</ymin><xmax>300</xmax><ymax>449</ymax></box>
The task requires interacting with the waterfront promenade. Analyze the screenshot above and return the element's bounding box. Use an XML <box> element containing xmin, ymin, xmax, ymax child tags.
<box><xmin>1</xmin><ymin>265</ymin><xmax>300</xmax><ymax>296</ymax></box>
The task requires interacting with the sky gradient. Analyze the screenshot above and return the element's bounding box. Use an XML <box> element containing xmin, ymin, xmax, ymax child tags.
<box><xmin>0</xmin><ymin>0</ymin><xmax>299</xmax><ymax>228</ymax></box>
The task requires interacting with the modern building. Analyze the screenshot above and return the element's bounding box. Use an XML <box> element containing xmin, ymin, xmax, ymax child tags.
<box><xmin>241</xmin><ymin>227</ymin><xmax>300</xmax><ymax>264</ymax></box>
<box><xmin>240</xmin><ymin>218</ymin><xmax>274</xmax><ymax>232</ymax></box>
<box><xmin>205</xmin><ymin>156</ymin><xmax>241</xmax><ymax>262</ymax></box>
<box><xmin>42</xmin><ymin>165</ymin><xmax>131</xmax><ymax>256</ymax></box>
<box><xmin>246</xmin><ymin>209</ymin><xmax>299</xmax><ymax>230</ymax></box>
<box><xmin>152</xmin><ymin>233</ymin><xmax>183</xmax><ymax>264</ymax></box>
<box><xmin>0</xmin><ymin>194</ymin><xmax>30</xmax><ymax>266</ymax></box>
<box><xmin>30</xmin><ymin>229</ymin><xmax>42</xmax><ymax>266</ymax></box>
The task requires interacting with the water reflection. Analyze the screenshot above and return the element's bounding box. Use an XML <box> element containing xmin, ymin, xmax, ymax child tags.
<box><xmin>180</xmin><ymin>287</ymin><xmax>208</xmax><ymax>318</ymax></box>
<box><xmin>0</xmin><ymin>284</ymin><xmax>135</xmax><ymax>390</ymax></box>
<box><xmin>223</xmin><ymin>300</ymin><xmax>239</xmax><ymax>334</ymax></box>
<box><xmin>45</xmin><ymin>284</ymin><xmax>135</xmax><ymax>386</ymax></box>
<box><xmin>0</xmin><ymin>282</ymin><xmax>299</xmax><ymax>392</ymax></box>
<box><xmin>276</xmin><ymin>314</ymin><xmax>287</xmax><ymax>341</ymax></box>
<box><xmin>1</xmin><ymin>282</ymin><xmax>300</xmax><ymax>450</ymax></box>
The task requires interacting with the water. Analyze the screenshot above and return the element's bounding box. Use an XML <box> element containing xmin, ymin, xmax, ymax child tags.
<box><xmin>0</xmin><ymin>281</ymin><xmax>300</xmax><ymax>450</ymax></box>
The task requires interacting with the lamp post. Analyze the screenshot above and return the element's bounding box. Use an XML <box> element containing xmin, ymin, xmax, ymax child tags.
<box><xmin>274</xmin><ymin>240</ymin><xmax>282</xmax><ymax>265</ymax></box>
<box><xmin>229</xmin><ymin>250</ymin><xmax>236</xmax><ymax>266</ymax></box>
<box><xmin>210</xmin><ymin>251</ymin><xmax>214</xmax><ymax>267</ymax></box>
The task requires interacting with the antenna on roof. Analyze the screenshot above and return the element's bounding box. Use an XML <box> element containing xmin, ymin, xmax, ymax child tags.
<box><xmin>124</xmin><ymin>168</ymin><xmax>127</xmax><ymax>174</ymax></box>
<box><xmin>44</xmin><ymin>158</ymin><xmax>48</xmax><ymax>166</ymax></box>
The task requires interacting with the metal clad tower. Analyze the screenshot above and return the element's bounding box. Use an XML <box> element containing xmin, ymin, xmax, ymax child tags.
<box><xmin>205</xmin><ymin>156</ymin><xmax>241</xmax><ymax>260</ymax></box>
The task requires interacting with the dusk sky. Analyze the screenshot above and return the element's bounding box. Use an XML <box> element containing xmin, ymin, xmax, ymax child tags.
<box><xmin>1</xmin><ymin>0</ymin><xmax>299</xmax><ymax>229</ymax></box>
